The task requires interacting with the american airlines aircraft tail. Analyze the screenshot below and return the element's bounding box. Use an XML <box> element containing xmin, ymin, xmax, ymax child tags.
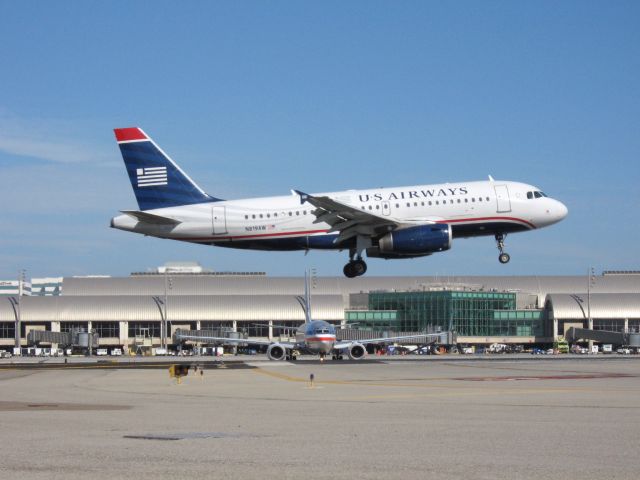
<box><xmin>111</xmin><ymin>127</ymin><xmax>568</xmax><ymax>277</ymax></box>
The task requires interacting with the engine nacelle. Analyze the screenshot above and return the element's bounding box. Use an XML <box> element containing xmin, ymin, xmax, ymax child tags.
<box><xmin>267</xmin><ymin>343</ymin><xmax>287</xmax><ymax>361</ymax></box>
<box><xmin>347</xmin><ymin>343</ymin><xmax>367</xmax><ymax>360</ymax></box>
<box><xmin>374</xmin><ymin>224</ymin><xmax>452</xmax><ymax>257</ymax></box>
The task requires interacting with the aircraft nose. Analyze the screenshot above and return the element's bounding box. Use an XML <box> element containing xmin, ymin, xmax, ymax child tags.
<box><xmin>556</xmin><ymin>200</ymin><xmax>568</xmax><ymax>221</ymax></box>
<box><xmin>548</xmin><ymin>199</ymin><xmax>568</xmax><ymax>224</ymax></box>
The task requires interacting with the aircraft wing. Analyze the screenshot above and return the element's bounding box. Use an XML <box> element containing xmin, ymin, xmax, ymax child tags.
<box><xmin>294</xmin><ymin>190</ymin><xmax>397</xmax><ymax>243</ymax></box>
<box><xmin>174</xmin><ymin>331</ymin><xmax>296</xmax><ymax>349</ymax></box>
<box><xmin>333</xmin><ymin>333</ymin><xmax>443</xmax><ymax>351</ymax></box>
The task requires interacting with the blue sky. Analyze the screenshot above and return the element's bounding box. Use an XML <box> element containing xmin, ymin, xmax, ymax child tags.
<box><xmin>0</xmin><ymin>1</ymin><xmax>638</xmax><ymax>279</ymax></box>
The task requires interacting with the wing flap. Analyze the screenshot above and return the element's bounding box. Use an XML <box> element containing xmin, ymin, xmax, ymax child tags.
<box><xmin>294</xmin><ymin>190</ymin><xmax>397</xmax><ymax>242</ymax></box>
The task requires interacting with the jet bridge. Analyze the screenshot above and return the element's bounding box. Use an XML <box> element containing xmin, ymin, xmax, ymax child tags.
<box><xmin>337</xmin><ymin>329</ymin><xmax>456</xmax><ymax>346</ymax></box>
<box><xmin>27</xmin><ymin>329</ymin><xmax>99</xmax><ymax>350</ymax></box>
<box><xmin>565</xmin><ymin>327</ymin><xmax>640</xmax><ymax>347</ymax></box>
<box><xmin>173</xmin><ymin>328</ymin><xmax>246</xmax><ymax>344</ymax></box>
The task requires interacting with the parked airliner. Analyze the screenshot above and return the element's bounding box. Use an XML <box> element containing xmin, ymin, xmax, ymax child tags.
<box><xmin>111</xmin><ymin>127</ymin><xmax>568</xmax><ymax>277</ymax></box>
<box><xmin>175</xmin><ymin>271</ymin><xmax>440</xmax><ymax>360</ymax></box>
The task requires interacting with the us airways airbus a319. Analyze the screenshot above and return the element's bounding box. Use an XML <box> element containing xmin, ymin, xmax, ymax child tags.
<box><xmin>110</xmin><ymin>127</ymin><xmax>568</xmax><ymax>277</ymax></box>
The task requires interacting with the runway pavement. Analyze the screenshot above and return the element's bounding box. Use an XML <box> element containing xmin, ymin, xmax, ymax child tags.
<box><xmin>1</xmin><ymin>358</ymin><xmax>639</xmax><ymax>479</ymax></box>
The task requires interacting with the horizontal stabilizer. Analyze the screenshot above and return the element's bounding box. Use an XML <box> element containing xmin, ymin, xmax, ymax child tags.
<box><xmin>121</xmin><ymin>210</ymin><xmax>181</xmax><ymax>225</ymax></box>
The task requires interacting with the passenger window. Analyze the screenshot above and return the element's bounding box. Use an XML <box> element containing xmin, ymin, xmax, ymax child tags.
<box><xmin>428</xmin><ymin>201</ymin><xmax>432</xmax><ymax>206</ymax></box>
<box><xmin>375</xmin><ymin>205</ymin><xmax>380</xmax><ymax>209</ymax></box>
<box><xmin>478</xmin><ymin>198</ymin><xmax>482</xmax><ymax>202</ymax></box>
<box><xmin>486</xmin><ymin>197</ymin><xmax>490</xmax><ymax>201</ymax></box>
<box><xmin>421</xmin><ymin>202</ymin><xmax>424</xmax><ymax>206</ymax></box>
<box><xmin>259</xmin><ymin>214</ymin><xmax>263</xmax><ymax>219</ymax></box>
<box><xmin>368</xmin><ymin>206</ymin><xmax>372</xmax><ymax>210</ymax></box>
<box><xmin>245</xmin><ymin>215</ymin><xmax>248</xmax><ymax>219</ymax></box>
<box><xmin>471</xmin><ymin>198</ymin><xmax>475</xmax><ymax>202</ymax></box>
<box><xmin>435</xmin><ymin>201</ymin><xmax>439</xmax><ymax>205</ymax></box>
<box><xmin>252</xmin><ymin>214</ymin><xmax>256</xmax><ymax>219</ymax></box>
<box><xmin>296</xmin><ymin>211</ymin><xmax>300</xmax><ymax>216</ymax></box>
<box><xmin>267</xmin><ymin>213</ymin><xmax>270</xmax><ymax>218</ymax></box>
<box><xmin>450</xmin><ymin>199</ymin><xmax>454</xmax><ymax>204</ymax></box>
<box><xmin>303</xmin><ymin>210</ymin><xmax>307</xmax><ymax>215</ymax></box>
<box><xmin>464</xmin><ymin>198</ymin><xmax>468</xmax><ymax>203</ymax></box>
<box><xmin>288</xmin><ymin>212</ymin><xmax>292</xmax><ymax>216</ymax></box>
<box><xmin>395</xmin><ymin>203</ymin><xmax>400</xmax><ymax>208</ymax></box>
<box><xmin>457</xmin><ymin>199</ymin><xmax>461</xmax><ymax>203</ymax></box>
<box><xmin>406</xmin><ymin>202</ymin><xmax>410</xmax><ymax>207</ymax></box>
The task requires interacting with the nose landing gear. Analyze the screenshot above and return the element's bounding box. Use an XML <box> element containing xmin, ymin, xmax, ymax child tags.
<box><xmin>495</xmin><ymin>234</ymin><xmax>510</xmax><ymax>264</ymax></box>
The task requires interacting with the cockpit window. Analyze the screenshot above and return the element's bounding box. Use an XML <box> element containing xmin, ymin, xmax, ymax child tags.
<box><xmin>527</xmin><ymin>191</ymin><xmax>533</xmax><ymax>199</ymax></box>
<box><xmin>539</xmin><ymin>191</ymin><xmax>548</xmax><ymax>197</ymax></box>
<box><xmin>534</xmin><ymin>191</ymin><xmax>542</xmax><ymax>199</ymax></box>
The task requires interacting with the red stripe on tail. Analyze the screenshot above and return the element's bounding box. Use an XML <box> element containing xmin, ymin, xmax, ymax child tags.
<box><xmin>114</xmin><ymin>127</ymin><xmax>147</xmax><ymax>142</ymax></box>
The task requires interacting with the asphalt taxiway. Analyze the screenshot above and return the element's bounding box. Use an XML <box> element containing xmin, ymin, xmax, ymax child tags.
<box><xmin>1</xmin><ymin>358</ymin><xmax>638</xmax><ymax>479</ymax></box>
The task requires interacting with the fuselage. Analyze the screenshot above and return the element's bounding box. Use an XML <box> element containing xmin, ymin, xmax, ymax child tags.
<box><xmin>294</xmin><ymin>320</ymin><xmax>337</xmax><ymax>355</ymax></box>
<box><xmin>112</xmin><ymin>180</ymin><xmax>568</xmax><ymax>251</ymax></box>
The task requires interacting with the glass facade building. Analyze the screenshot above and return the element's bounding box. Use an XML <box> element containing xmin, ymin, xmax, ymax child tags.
<box><xmin>346</xmin><ymin>291</ymin><xmax>545</xmax><ymax>337</ymax></box>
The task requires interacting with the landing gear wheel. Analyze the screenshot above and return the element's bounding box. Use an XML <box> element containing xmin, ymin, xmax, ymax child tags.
<box><xmin>343</xmin><ymin>262</ymin><xmax>357</xmax><ymax>278</ymax></box>
<box><xmin>343</xmin><ymin>259</ymin><xmax>367</xmax><ymax>278</ymax></box>
<box><xmin>495</xmin><ymin>233</ymin><xmax>510</xmax><ymax>265</ymax></box>
<box><xmin>352</xmin><ymin>259</ymin><xmax>367</xmax><ymax>276</ymax></box>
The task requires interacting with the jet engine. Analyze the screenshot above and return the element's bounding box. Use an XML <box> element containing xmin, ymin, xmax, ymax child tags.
<box><xmin>347</xmin><ymin>343</ymin><xmax>367</xmax><ymax>360</ymax></box>
<box><xmin>369</xmin><ymin>224</ymin><xmax>452</xmax><ymax>258</ymax></box>
<box><xmin>267</xmin><ymin>343</ymin><xmax>287</xmax><ymax>361</ymax></box>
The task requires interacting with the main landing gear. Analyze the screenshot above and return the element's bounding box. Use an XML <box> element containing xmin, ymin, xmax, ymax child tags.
<box><xmin>343</xmin><ymin>249</ymin><xmax>367</xmax><ymax>278</ymax></box>
<box><xmin>495</xmin><ymin>233</ymin><xmax>511</xmax><ymax>264</ymax></box>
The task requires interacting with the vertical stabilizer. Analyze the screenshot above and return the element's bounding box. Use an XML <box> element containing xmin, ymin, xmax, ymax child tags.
<box><xmin>114</xmin><ymin>127</ymin><xmax>221</xmax><ymax>211</ymax></box>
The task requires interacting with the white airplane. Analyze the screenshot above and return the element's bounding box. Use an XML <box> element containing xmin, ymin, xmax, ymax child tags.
<box><xmin>111</xmin><ymin>127</ymin><xmax>568</xmax><ymax>277</ymax></box>
<box><xmin>175</xmin><ymin>271</ymin><xmax>441</xmax><ymax>360</ymax></box>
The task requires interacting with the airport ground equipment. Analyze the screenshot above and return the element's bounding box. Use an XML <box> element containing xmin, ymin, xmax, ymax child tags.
<box><xmin>552</xmin><ymin>336</ymin><xmax>569</xmax><ymax>353</ymax></box>
<box><xmin>565</xmin><ymin>327</ymin><xmax>640</xmax><ymax>347</ymax></box>
<box><xmin>27</xmin><ymin>328</ymin><xmax>99</xmax><ymax>352</ymax></box>
<box><xmin>169</xmin><ymin>364</ymin><xmax>190</xmax><ymax>383</ymax></box>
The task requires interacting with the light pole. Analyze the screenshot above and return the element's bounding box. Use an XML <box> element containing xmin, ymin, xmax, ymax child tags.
<box><xmin>587</xmin><ymin>267</ymin><xmax>596</xmax><ymax>353</ymax></box>
<box><xmin>15</xmin><ymin>270</ymin><xmax>26</xmax><ymax>352</ymax></box>
<box><xmin>302</xmin><ymin>268</ymin><xmax>317</xmax><ymax>324</ymax></box>
<box><xmin>163</xmin><ymin>272</ymin><xmax>173</xmax><ymax>350</ymax></box>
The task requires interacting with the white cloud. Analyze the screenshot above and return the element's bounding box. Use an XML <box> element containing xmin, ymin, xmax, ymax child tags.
<box><xmin>0</xmin><ymin>111</ymin><xmax>112</xmax><ymax>164</ymax></box>
<box><xmin>0</xmin><ymin>134</ymin><xmax>97</xmax><ymax>163</ymax></box>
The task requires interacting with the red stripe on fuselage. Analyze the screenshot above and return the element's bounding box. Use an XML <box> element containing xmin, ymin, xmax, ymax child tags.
<box><xmin>189</xmin><ymin>229</ymin><xmax>330</xmax><ymax>242</ymax></box>
<box><xmin>439</xmin><ymin>216</ymin><xmax>535</xmax><ymax>229</ymax></box>
<box><xmin>184</xmin><ymin>216</ymin><xmax>534</xmax><ymax>243</ymax></box>
<box><xmin>305</xmin><ymin>336</ymin><xmax>336</xmax><ymax>343</ymax></box>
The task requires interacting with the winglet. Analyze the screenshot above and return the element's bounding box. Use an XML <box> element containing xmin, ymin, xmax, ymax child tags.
<box><xmin>293</xmin><ymin>189</ymin><xmax>309</xmax><ymax>205</ymax></box>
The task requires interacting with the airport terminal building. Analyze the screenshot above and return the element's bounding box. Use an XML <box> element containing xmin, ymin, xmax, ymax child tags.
<box><xmin>1</xmin><ymin>269</ymin><xmax>639</xmax><ymax>352</ymax></box>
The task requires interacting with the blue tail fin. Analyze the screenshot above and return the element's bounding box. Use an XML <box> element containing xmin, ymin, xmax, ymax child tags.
<box><xmin>114</xmin><ymin>127</ymin><xmax>221</xmax><ymax>210</ymax></box>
